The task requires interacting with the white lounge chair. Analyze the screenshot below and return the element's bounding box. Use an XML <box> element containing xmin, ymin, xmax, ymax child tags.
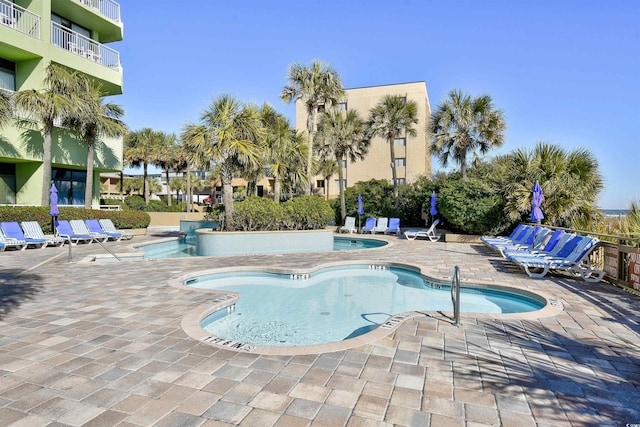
<box><xmin>339</xmin><ymin>216</ymin><xmax>357</xmax><ymax>234</ymax></box>
<box><xmin>372</xmin><ymin>217</ymin><xmax>388</xmax><ymax>234</ymax></box>
<box><xmin>98</xmin><ymin>219</ymin><xmax>134</xmax><ymax>240</ymax></box>
<box><xmin>404</xmin><ymin>219</ymin><xmax>441</xmax><ymax>241</ymax></box>
<box><xmin>507</xmin><ymin>236</ymin><xmax>605</xmax><ymax>282</ymax></box>
<box><xmin>21</xmin><ymin>221</ymin><xmax>66</xmax><ymax>247</ymax></box>
<box><xmin>69</xmin><ymin>220</ymin><xmax>109</xmax><ymax>243</ymax></box>
<box><xmin>55</xmin><ymin>220</ymin><xmax>94</xmax><ymax>245</ymax></box>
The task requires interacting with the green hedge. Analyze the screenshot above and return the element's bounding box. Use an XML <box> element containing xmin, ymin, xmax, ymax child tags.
<box><xmin>0</xmin><ymin>206</ymin><xmax>150</xmax><ymax>234</ymax></box>
<box><xmin>230</xmin><ymin>195</ymin><xmax>333</xmax><ymax>231</ymax></box>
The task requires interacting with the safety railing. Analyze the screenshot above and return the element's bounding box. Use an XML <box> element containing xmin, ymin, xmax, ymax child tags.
<box><xmin>51</xmin><ymin>22</ymin><xmax>121</xmax><ymax>71</ymax></box>
<box><xmin>0</xmin><ymin>0</ymin><xmax>40</xmax><ymax>39</ymax></box>
<box><xmin>75</xmin><ymin>0</ymin><xmax>121</xmax><ymax>23</ymax></box>
<box><xmin>450</xmin><ymin>266</ymin><xmax>462</xmax><ymax>327</ymax></box>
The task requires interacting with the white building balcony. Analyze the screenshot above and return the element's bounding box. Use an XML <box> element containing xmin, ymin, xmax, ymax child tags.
<box><xmin>75</xmin><ymin>0</ymin><xmax>121</xmax><ymax>23</ymax></box>
<box><xmin>0</xmin><ymin>0</ymin><xmax>41</xmax><ymax>39</ymax></box>
<box><xmin>51</xmin><ymin>22</ymin><xmax>121</xmax><ymax>71</ymax></box>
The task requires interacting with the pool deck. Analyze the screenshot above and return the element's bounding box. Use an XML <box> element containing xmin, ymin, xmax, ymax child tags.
<box><xmin>0</xmin><ymin>229</ymin><xmax>638</xmax><ymax>426</ymax></box>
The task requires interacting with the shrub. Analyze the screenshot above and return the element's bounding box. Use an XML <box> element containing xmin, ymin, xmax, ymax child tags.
<box><xmin>228</xmin><ymin>195</ymin><xmax>333</xmax><ymax>231</ymax></box>
<box><xmin>282</xmin><ymin>196</ymin><xmax>334</xmax><ymax>230</ymax></box>
<box><xmin>438</xmin><ymin>176</ymin><xmax>509</xmax><ymax>235</ymax></box>
<box><xmin>0</xmin><ymin>206</ymin><xmax>150</xmax><ymax>233</ymax></box>
<box><xmin>232</xmin><ymin>197</ymin><xmax>282</xmax><ymax>231</ymax></box>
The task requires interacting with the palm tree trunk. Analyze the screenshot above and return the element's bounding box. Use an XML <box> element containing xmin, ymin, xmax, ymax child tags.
<box><xmin>221</xmin><ymin>168</ymin><xmax>234</xmax><ymax>230</ymax></box>
<box><xmin>460</xmin><ymin>152</ymin><xmax>467</xmax><ymax>179</ymax></box>
<box><xmin>84</xmin><ymin>139</ymin><xmax>95</xmax><ymax>209</ymax></box>
<box><xmin>41</xmin><ymin>126</ymin><xmax>53</xmax><ymax>206</ymax></box>
<box><xmin>273</xmin><ymin>177</ymin><xmax>281</xmax><ymax>203</ymax></box>
<box><xmin>165</xmin><ymin>167</ymin><xmax>171</xmax><ymax>206</ymax></box>
<box><xmin>338</xmin><ymin>156</ymin><xmax>347</xmax><ymax>221</ymax></box>
<box><xmin>186</xmin><ymin>163</ymin><xmax>191</xmax><ymax>212</ymax></box>
<box><xmin>306</xmin><ymin>106</ymin><xmax>318</xmax><ymax>195</ymax></box>
<box><xmin>143</xmin><ymin>161</ymin><xmax>149</xmax><ymax>205</ymax></box>
<box><xmin>389</xmin><ymin>136</ymin><xmax>399</xmax><ymax>207</ymax></box>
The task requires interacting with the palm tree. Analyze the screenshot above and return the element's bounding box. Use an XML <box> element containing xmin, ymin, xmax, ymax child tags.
<box><xmin>153</xmin><ymin>132</ymin><xmax>181</xmax><ymax>206</ymax></box>
<box><xmin>260</xmin><ymin>103</ymin><xmax>307</xmax><ymax>203</ymax></box>
<box><xmin>316</xmin><ymin>109</ymin><xmax>370</xmax><ymax>221</ymax></box>
<box><xmin>493</xmin><ymin>142</ymin><xmax>604</xmax><ymax>226</ymax></box>
<box><xmin>181</xmin><ymin>94</ymin><xmax>263</xmax><ymax>229</ymax></box>
<box><xmin>367</xmin><ymin>95</ymin><xmax>418</xmax><ymax>207</ymax></box>
<box><xmin>0</xmin><ymin>90</ymin><xmax>12</xmax><ymax>129</ymax></box>
<box><xmin>431</xmin><ymin>89</ymin><xmax>506</xmax><ymax>179</ymax></box>
<box><xmin>280</xmin><ymin>60</ymin><xmax>345</xmax><ymax>195</ymax></box>
<box><xmin>64</xmin><ymin>81</ymin><xmax>127</xmax><ymax>209</ymax></box>
<box><xmin>124</xmin><ymin>128</ymin><xmax>165</xmax><ymax>205</ymax></box>
<box><xmin>315</xmin><ymin>158</ymin><xmax>338</xmax><ymax>200</ymax></box>
<box><xmin>14</xmin><ymin>63</ymin><xmax>88</xmax><ymax>205</ymax></box>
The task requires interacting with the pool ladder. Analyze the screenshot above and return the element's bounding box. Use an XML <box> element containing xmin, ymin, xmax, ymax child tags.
<box><xmin>451</xmin><ymin>266</ymin><xmax>462</xmax><ymax>327</ymax></box>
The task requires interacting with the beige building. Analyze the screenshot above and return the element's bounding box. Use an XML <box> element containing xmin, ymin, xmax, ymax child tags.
<box><xmin>295</xmin><ymin>81</ymin><xmax>432</xmax><ymax>199</ymax></box>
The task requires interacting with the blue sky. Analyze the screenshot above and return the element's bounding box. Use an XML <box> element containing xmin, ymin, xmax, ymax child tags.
<box><xmin>116</xmin><ymin>0</ymin><xmax>639</xmax><ymax>209</ymax></box>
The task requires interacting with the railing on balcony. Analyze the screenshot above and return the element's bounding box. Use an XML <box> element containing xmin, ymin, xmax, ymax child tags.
<box><xmin>0</xmin><ymin>0</ymin><xmax>41</xmax><ymax>39</ymax></box>
<box><xmin>76</xmin><ymin>0</ymin><xmax>121</xmax><ymax>23</ymax></box>
<box><xmin>51</xmin><ymin>22</ymin><xmax>121</xmax><ymax>71</ymax></box>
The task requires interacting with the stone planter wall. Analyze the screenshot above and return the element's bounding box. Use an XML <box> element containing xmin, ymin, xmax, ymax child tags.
<box><xmin>195</xmin><ymin>229</ymin><xmax>334</xmax><ymax>256</ymax></box>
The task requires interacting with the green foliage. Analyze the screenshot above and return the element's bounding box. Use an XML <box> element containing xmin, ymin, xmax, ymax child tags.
<box><xmin>122</xmin><ymin>195</ymin><xmax>183</xmax><ymax>212</ymax></box>
<box><xmin>229</xmin><ymin>195</ymin><xmax>333</xmax><ymax>231</ymax></box>
<box><xmin>396</xmin><ymin>176</ymin><xmax>437</xmax><ymax>227</ymax></box>
<box><xmin>282</xmin><ymin>195</ymin><xmax>334</xmax><ymax>230</ymax></box>
<box><xmin>438</xmin><ymin>176</ymin><xmax>510</xmax><ymax>235</ymax></box>
<box><xmin>0</xmin><ymin>206</ymin><xmax>149</xmax><ymax>233</ymax></box>
<box><xmin>232</xmin><ymin>197</ymin><xmax>282</xmax><ymax>231</ymax></box>
<box><xmin>339</xmin><ymin>180</ymin><xmax>396</xmax><ymax>221</ymax></box>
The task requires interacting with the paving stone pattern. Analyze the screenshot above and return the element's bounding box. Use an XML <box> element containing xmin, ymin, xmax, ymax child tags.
<box><xmin>0</xmin><ymin>229</ymin><xmax>638</xmax><ymax>426</ymax></box>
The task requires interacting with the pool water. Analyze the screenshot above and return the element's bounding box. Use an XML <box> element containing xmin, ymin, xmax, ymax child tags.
<box><xmin>138</xmin><ymin>236</ymin><xmax>386</xmax><ymax>259</ymax></box>
<box><xmin>190</xmin><ymin>265</ymin><xmax>545</xmax><ymax>346</ymax></box>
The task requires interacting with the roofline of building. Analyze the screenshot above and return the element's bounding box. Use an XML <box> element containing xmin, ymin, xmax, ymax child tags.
<box><xmin>345</xmin><ymin>81</ymin><xmax>426</xmax><ymax>91</ymax></box>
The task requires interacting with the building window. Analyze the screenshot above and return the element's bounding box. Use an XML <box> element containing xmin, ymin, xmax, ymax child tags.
<box><xmin>316</xmin><ymin>180</ymin><xmax>325</xmax><ymax>188</ymax></box>
<box><xmin>52</xmin><ymin>168</ymin><xmax>87</xmax><ymax>205</ymax></box>
<box><xmin>394</xmin><ymin>138</ymin><xmax>406</xmax><ymax>147</ymax></box>
<box><xmin>341</xmin><ymin>159</ymin><xmax>347</xmax><ymax>169</ymax></box>
<box><xmin>0</xmin><ymin>59</ymin><xmax>16</xmax><ymax>91</ymax></box>
<box><xmin>335</xmin><ymin>102</ymin><xmax>347</xmax><ymax>112</ymax></box>
<box><xmin>334</xmin><ymin>179</ymin><xmax>346</xmax><ymax>190</ymax></box>
<box><xmin>394</xmin><ymin>178</ymin><xmax>406</xmax><ymax>186</ymax></box>
<box><xmin>0</xmin><ymin>162</ymin><xmax>16</xmax><ymax>204</ymax></box>
<box><xmin>395</xmin><ymin>158</ymin><xmax>406</xmax><ymax>167</ymax></box>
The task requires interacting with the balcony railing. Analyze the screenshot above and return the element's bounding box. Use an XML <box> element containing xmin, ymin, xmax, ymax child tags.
<box><xmin>75</xmin><ymin>0</ymin><xmax>121</xmax><ymax>23</ymax></box>
<box><xmin>51</xmin><ymin>22</ymin><xmax>121</xmax><ymax>71</ymax></box>
<box><xmin>0</xmin><ymin>0</ymin><xmax>41</xmax><ymax>39</ymax></box>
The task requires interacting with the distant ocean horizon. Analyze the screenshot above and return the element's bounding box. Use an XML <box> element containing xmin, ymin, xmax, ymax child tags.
<box><xmin>603</xmin><ymin>209</ymin><xmax>631</xmax><ymax>216</ymax></box>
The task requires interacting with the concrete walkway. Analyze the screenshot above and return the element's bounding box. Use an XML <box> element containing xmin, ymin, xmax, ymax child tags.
<box><xmin>0</xmin><ymin>229</ymin><xmax>638</xmax><ymax>426</ymax></box>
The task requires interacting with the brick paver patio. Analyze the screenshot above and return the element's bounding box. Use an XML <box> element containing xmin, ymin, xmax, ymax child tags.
<box><xmin>0</xmin><ymin>229</ymin><xmax>638</xmax><ymax>426</ymax></box>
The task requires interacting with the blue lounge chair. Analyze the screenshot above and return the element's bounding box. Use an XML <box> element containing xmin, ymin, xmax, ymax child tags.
<box><xmin>69</xmin><ymin>220</ymin><xmax>109</xmax><ymax>243</ymax></box>
<box><xmin>507</xmin><ymin>236</ymin><xmax>605</xmax><ymax>282</ymax></box>
<box><xmin>0</xmin><ymin>227</ymin><xmax>27</xmax><ymax>251</ymax></box>
<box><xmin>55</xmin><ymin>220</ymin><xmax>94</xmax><ymax>245</ymax></box>
<box><xmin>21</xmin><ymin>221</ymin><xmax>66</xmax><ymax>247</ymax></box>
<box><xmin>483</xmin><ymin>226</ymin><xmax>536</xmax><ymax>252</ymax></box>
<box><xmin>404</xmin><ymin>219</ymin><xmax>441</xmax><ymax>241</ymax></box>
<box><xmin>502</xmin><ymin>229</ymin><xmax>566</xmax><ymax>259</ymax></box>
<box><xmin>361</xmin><ymin>217</ymin><xmax>376</xmax><ymax>234</ymax></box>
<box><xmin>0</xmin><ymin>222</ymin><xmax>45</xmax><ymax>249</ymax></box>
<box><xmin>339</xmin><ymin>216</ymin><xmax>357</xmax><ymax>234</ymax></box>
<box><xmin>496</xmin><ymin>227</ymin><xmax>552</xmax><ymax>256</ymax></box>
<box><xmin>386</xmin><ymin>218</ymin><xmax>400</xmax><ymax>235</ymax></box>
<box><xmin>85</xmin><ymin>219</ymin><xmax>122</xmax><ymax>241</ymax></box>
<box><xmin>98</xmin><ymin>219</ymin><xmax>134</xmax><ymax>240</ymax></box>
<box><xmin>480</xmin><ymin>224</ymin><xmax>527</xmax><ymax>245</ymax></box>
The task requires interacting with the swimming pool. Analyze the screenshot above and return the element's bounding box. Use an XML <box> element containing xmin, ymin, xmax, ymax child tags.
<box><xmin>136</xmin><ymin>236</ymin><xmax>387</xmax><ymax>259</ymax></box>
<box><xmin>186</xmin><ymin>264</ymin><xmax>546</xmax><ymax>347</ymax></box>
